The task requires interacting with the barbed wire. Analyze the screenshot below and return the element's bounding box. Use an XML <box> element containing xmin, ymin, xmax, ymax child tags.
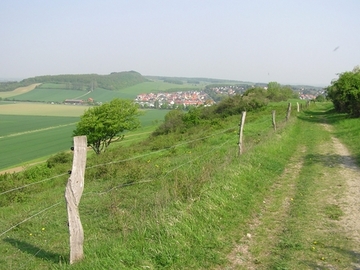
<box><xmin>0</xmin><ymin>201</ymin><xmax>63</xmax><ymax>238</ymax></box>
<box><xmin>0</xmin><ymin>137</ymin><xmax>233</xmax><ymax>238</ymax></box>
<box><xmin>0</xmin><ymin>173</ymin><xmax>68</xmax><ymax>195</ymax></box>
<box><xmin>85</xmin><ymin>126</ymin><xmax>237</xmax><ymax>170</ymax></box>
<box><xmin>0</xmin><ymin>126</ymin><xmax>236</xmax><ymax>196</ymax></box>
<box><xmin>84</xmin><ymin>138</ymin><xmax>232</xmax><ymax>196</ymax></box>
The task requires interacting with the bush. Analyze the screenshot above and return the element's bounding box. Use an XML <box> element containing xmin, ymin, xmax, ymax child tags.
<box><xmin>47</xmin><ymin>152</ymin><xmax>72</xmax><ymax>168</ymax></box>
<box><xmin>153</xmin><ymin>110</ymin><xmax>186</xmax><ymax>135</ymax></box>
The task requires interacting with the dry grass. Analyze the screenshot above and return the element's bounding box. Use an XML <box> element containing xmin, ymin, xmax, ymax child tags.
<box><xmin>0</xmin><ymin>83</ymin><xmax>41</xmax><ymax>98</ymax></box>
<box><xmin>0</xmin><ymin>103</ymin><xmax>88</xmax><ymax>116</ymax></box>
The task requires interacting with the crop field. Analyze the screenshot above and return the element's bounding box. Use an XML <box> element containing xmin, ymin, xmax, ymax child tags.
<box><xmin>0</xmin><ymin>115</ymin><xmax>78</xmax><ymax>137</ymax></box>
<box><xmin>0</xmin><ymin>83</ymin><xmax>41</xmax><ymax>98</ymax></box>
<box><xmin>3</xmin><ymin>80</ymin><xmax>207</xmax><ymax>103</ymax></box>
<box><xmin>1</xmin><ymin>123</ymin><xmax>76</xmax><ymax>169</ymax></box>
<box><xmin>0</xmin><ymin>106</ymin><xmax>168</xmax><ymax>170</ymax></box>
<box><xmin>118</xmin><ymin>81</ymin><xmax>206</xmax><ymax>98</ymax></box>
<box><xmin>0</xmin><ymin>103</ymin><xmax>88</xmax><ymax>116</ymax></box>
<box><xmin>12</xmin><ymin>88</ymin><xmax>88</xmax><ymax>102</ymax></box>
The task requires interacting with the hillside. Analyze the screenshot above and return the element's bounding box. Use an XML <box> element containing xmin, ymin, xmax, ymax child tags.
<box><xmin>0</xmin><ymin>71</ymin><xmax>148</xmax><ymax>92</ymax></box>
<box><xmin>2</xmin><ymin>102</ymin><xmax>360</xmax><ymax>269</ymax></box>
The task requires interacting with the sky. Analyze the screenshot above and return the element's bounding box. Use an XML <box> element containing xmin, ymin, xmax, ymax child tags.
<box><xmin>1</xmin><ymin>0</ymin><xmax>359</xmax><ymax>86</ymax></box>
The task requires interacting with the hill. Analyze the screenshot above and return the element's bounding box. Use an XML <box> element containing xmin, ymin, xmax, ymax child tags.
<box><xmin>1</xmin><ymin>102</ymin><xmax>360</xmax><ymax>269</ymax></box>
<box><xmin>0</xmin><ymin>71</ymin><xmax>148</xmax><ymax>92</ymax></box>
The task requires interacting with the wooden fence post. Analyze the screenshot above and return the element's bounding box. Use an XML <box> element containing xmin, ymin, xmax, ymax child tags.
<box><xmin>286</xmin><ymin>102</ymin><xmax>291</xmax><ymax>121</ymax></box>
<box><xmin>65</xmin><ymin>136</ymin><xmax>87</xmax><ymax>264</ymax></box>
<box><xmin>238</xmin><ymin>111</ymin><xmax>246</xmax><ymax>156</ymax></box>
<box><xmin>296</xmin><ymin>102</ymin><xmax>300</xmax><ymax>113</ymax></box>
<box><xmin>272</xmin><ymin>110</ymin><xmax>276</xmax><ymax>131</ymax></box>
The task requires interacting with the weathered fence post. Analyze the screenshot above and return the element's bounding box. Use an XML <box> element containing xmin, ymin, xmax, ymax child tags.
<box><xmin>238</xmin><ymin>111</ymin><xmax>246</xmax><ymax>156</ymax></box>
<box><xmin>286</xmin><ymin>102</ymin><xmax>291</xmax><ymax>121</ymax></box>
<box><xmin>296</xmin><ymin>102</ymin><xmax>300</xmax><ymax>113</ymax></box>
<box><xmin>272</xmin><ymin>110</ymin><xmax>276</xmax><ymax>131</ymax></box>
<box><xmin>65</xmin><ymin>135</ymin><xmax>87</xmax><ymax>264</ymax></box>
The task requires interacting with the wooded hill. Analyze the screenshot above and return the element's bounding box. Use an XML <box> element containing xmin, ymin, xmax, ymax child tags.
<box><xmin>0</xmin><ymin>71</ymin><xmax>149</xmax><ymax>92</ymax></box>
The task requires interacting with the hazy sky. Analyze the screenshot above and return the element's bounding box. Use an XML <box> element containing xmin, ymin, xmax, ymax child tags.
<box><xmin>1</xmin><ymin>0</ymin><xmax>359</xmax><ymax>86</ymax></box>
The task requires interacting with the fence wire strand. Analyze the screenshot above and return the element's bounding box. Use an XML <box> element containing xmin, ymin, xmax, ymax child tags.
<box><xmin>0</xmin><ymin>201</ymin><xmax>63</xmax><ymax>238</ymax></box>
<box><xmin>1</xmin><ymin>126</ymin><xmax>236</xmax><ymax>196</ymax></box>
<box><xmin>0</xmin><ymin>127</ymin><xmax>236</xmax><ymax>237</ymax></box>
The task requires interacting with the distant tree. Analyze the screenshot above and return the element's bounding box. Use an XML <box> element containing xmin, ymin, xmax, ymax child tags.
<box><xmin>315</xmin><ymin>95</ymin><xmax>326</xmax><ymax>102</ymax></box>
<box><xmin>327</xmin><ymin>66</ymin><xmax>360</xmax><ymax>117</ymax></box>
<box><xmin>266</xmin><ymin>81</ymin><xmax>296</xmax><ymax>101</ymax></box>
<box><xmin>73</xmin><ymin>98</ymin><xmax>141</xmax><ymax>154</ymax></box>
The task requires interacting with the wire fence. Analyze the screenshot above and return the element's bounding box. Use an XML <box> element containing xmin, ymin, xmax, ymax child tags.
<box><xmin>0</xmin><ymin>126</ymin><xmax>236</xmax><ymax>196</ymax></box>
<box><xmin>0</xmin><ymin>128</ymin><xmax>234</xmax><ymax>237</ymax></box>
<box><xmin>0</xmin><ymin>107</ymin><xmax>293</xmax><ymax>238</ymax></box>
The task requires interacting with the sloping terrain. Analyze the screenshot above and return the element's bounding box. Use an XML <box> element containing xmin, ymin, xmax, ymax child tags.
<box><xmin>225</xmin><ymin>108</ymin><xmax>360</xmax><ymax>269</ymax></box>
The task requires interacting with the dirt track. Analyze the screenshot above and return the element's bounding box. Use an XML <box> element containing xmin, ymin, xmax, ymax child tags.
<box><xmin>226</xmin><ymin>121</ymin><xmax>360</xmax><ymax>269</ymax></box>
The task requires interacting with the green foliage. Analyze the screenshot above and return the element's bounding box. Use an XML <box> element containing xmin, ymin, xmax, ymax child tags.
<box><xmin>46</xmin><ymin>152</ymin><xmax>72</xmax><ymax>168</ymax></box>
<box><xmin>153</xmin><ymin>109</ymin><xmax>185</xmax><ymax>135</ymax></box>
<box><xmin>327</xmin><ymin>66</ymin><xmax>360</xmax><ymax>117</ymax></box>
<box><xmin>19</xmin><ymin>71</ymin><xmax>148</xmax><ymax>92</ymax></box>
<box><xmin>152</xmin><ymin>90</ymin><xmax>271</xmax><ymax>136</ymax></box>
<box><xmin>73</xmin><ymin>98</ymin><xmax>141</xmax><ymax>154</ymax></box>
<box><xmin>215</xmin><ymin>90</ymin><xmax>268</xmax><ymax>117</ymax></box>
<box><xmin>0</xmin><ymin>81</ymin><xmax>28</xmax><ymax>92</ymax></box>
<box><xmin>315</xmin><ymin>95</ymin><xmax>326</xmax><ymax>102</ymax></box>
<box><xmin>163</xmin><ymin>78</ymin><xmax>183</xmax><ymax>84</ymax></box>
<box><xmin>267</xmin><ymin>81</ymin><xmax>298</xmax><ymax>102</ymax></box>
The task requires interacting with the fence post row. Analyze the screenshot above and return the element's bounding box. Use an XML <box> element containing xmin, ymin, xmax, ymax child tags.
<box><xmin>271</xmin><ymin>110</ymin><xmax>276</xmax><ymax>131</ymax></box>
<box><xmin>286</xmin><ymin>102</ymin><xmax>291</xmax><ymax>121</ymax></box>
<box><xmin>238</xmin><ymin>111</ymin><xmax>247</xmax><ymax>156</ymax></box>
<box><xmin>65</xmin><ymin>135</ymin><xmax>87</xmax><ymax>264</ymax></box>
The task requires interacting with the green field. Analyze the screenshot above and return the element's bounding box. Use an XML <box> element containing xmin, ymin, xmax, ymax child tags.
<box><xmin>0</xmin><ymin>78</ymin><xmax>204</xmax><ymax>170</ymax></box>
<box><xmin>0</xmin><ymin>106</ymin><xmax>168</xmax><ymax>170</ymax></box>
<box><xmin>2</xmin><ymin>80</ymin><xmax>206</xmax><ymax>103</ymax></box>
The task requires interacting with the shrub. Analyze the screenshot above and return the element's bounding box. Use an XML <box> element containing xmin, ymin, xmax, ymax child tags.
<box><xmin>47</xmin><ymin>152</ymin><xmax>72</xmax><ymax>168</ymax></box>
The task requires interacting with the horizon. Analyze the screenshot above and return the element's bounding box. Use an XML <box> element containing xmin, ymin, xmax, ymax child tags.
<box><xmin>1</xmin><ymin>0</ymin><xmax>359</xmax><ymax>87</ymax></box>
<box><xmin>0</xmin><ymin>71</ymin><xmax>327</xmax><ymax>88</ymax></box>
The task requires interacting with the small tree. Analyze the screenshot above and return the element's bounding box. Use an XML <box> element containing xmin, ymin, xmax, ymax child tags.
<box><xmin>327</xmin><ymin>66</ymin><xmax>360</xmax><ymax>117</ymax></box>
<box><xmin>73</xmin><ymin>98</ymin><xmax>141</xmax><ymax>154</ymax></box>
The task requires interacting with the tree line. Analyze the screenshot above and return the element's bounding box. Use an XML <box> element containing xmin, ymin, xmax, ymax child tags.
<box><xmin>0</xmin><ymin>71</ymin><xmax>148</xmax><ymax>92</ymax></box>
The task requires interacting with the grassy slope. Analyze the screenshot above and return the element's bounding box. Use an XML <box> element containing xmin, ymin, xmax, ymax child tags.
<box><xmin>0</xmin><ymin>103</ymin><xmax>304</xmax><ymax>269</ymax></box>
<box><xmin>3</xmin><ymin>102</ymin><xmax>358</xmax><ymax>269</ymax></box>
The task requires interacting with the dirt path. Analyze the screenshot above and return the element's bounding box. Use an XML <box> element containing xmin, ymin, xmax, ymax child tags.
<box><xmin>225</xmin><ymin>121</ymin><xmax>360</xmax><ymax>269</ymax></box>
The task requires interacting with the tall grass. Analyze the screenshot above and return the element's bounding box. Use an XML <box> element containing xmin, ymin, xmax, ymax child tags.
<box><xmin>0</xmin><ymin>102</ymin><xmax>305</xmax><ymax>269</ymax></box>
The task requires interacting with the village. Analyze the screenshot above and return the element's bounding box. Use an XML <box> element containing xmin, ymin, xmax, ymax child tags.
<box><xmin>134</xmin><ymin>90</ymin><xmax>215</xmax><ymax>109</ymax></box>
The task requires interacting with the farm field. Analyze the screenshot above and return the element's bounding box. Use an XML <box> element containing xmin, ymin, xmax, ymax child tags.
<box><xmin>0</xmin><ymin>104</ymin><xmax>168</xmax><ymax>170</ymax></box>
<box><xmin>1</xmin><ymin>80</ymin><xmax>207</xmax><ymax>103</ymax></box>
<box><xmin>0</xmin><ymin>102</ymin><xmax>88</xmax><ymax>116</ymax></box>
<box><xmin>0</xmin><ymin>83</ymin><xmax>41</xmax><ymax>98</ymax></box>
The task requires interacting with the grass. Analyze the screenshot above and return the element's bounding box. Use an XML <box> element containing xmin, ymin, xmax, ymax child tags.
<box><xmin>1</xmin><ymin>102</ymin><xmax>359</xmax><ymax>269</ymax></box>
<box><xmin>0</xmin><ymin>102</ymin><xmax>301</xmax><ymax>269</ymax></box>
<box><xmin>242</xmin><ymin>102</ymin><xmax>360</xmax><ymax>269</ymax></box>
